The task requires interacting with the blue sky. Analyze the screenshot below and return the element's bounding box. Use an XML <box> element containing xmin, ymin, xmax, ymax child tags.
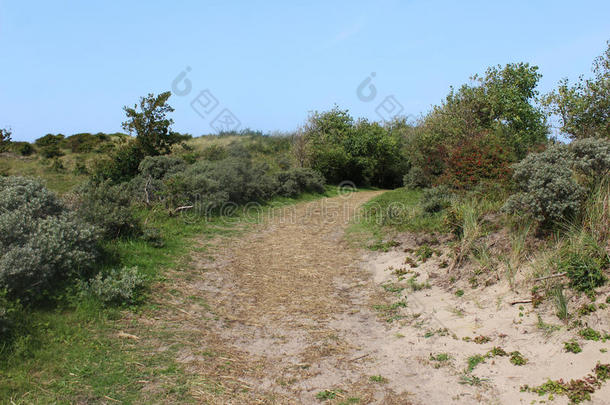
<box><xmin>1</xmin><ymin>0</ymin><xmax>609</xmax><ymax>141</ymax></box>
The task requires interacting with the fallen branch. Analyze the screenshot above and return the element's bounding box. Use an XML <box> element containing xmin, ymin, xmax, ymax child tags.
<box><xmin>169</xmin><ymin>205</ymin><xmax>194</xmax><ymax>216</ymax></box>
<box><xmin>533</xmin><ymin>272</ymin><xmax>567</xmax><ymax>282</ymax></box>
<box><xmin>510</xmin><ymin>299</ymin><xmax>533</xmax><ymax>305</ymax></box>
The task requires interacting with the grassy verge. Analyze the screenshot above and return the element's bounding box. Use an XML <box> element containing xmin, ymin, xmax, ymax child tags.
<box><xmin>0</xmin><ymin>186</ymin><xmax>342</xmax><ymax>404</ymax></box>
<box><xmin>346</xmin><ymin>188</ymin><xmax>447</xmax><ymax>247</ymax></box>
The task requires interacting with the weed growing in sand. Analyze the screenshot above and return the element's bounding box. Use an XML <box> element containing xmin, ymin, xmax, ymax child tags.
<box><xmin>459</xmin><ymin>374</ymin><xmax>488</xmax><ymax>386</ymax></box>
<box><xmin>473</xmin><ymin>335</ymin><xmax>491</xmax><ymax>344</ymax></box>
<box><xmin>455</xmin><ymin>289</ymin><xmax>464</xmax><ymax>297</ymax></box>
<box><xmin>466</xmin><ymin>354</ymin><xmax>486</xmax><ymax>372</ymax></box>
<box><xmin>369</xmin><ymin>375</ymin><xmax>388</xmax><ymax>383</ymax></box>
<box><xmin>368</xmin><ymin>240</ymin><xmax>400</xmax><ymax>252</ymax></box>
<box><xmin>537</xmin><ymin>315</ymin><xmax>561</xmax><ymax>336</ymax></box>
<box><xmin>486</xmin><ymin>347</ymin><xmax>508</xmax><ymax>357</ymax></box>
<box><xmin>578</xmin><ymin>303</ymin><xmax>597</xmax><ymax>316</ymax></box>
<box><xmin>407</xmin><ymin>276</ymin><xmax>430</xmax><ymax>291</ymax></box>
<box><xmin>338</xmin><ymin>398</ymin><xmax>361</xmax><ymax>405</ymax></box>
<box><xmin>509</xmin><ymin>351</ymin><xmax>527</xmax><ymax>365</ymax></box>
<box><xmin>414</xmin><ymin>245</ymin><xmax>434</xmax><ymax>262</ymax></box>
<box><xmin>551</xmin><ymin>285</ymin><xmax>569</xmax><ymax>321</ymax></box>
<box><xmin>430</xmin><ymin>353</ymin><xmax>451</xmax><ymax>368</ymax></box>
<box><xmin>579</xmin><ymin>327</ymin><xmax>610</xmax><ymax>341</ymax></box>
<box><xmin>564</xmin><ymin>340</ymin><xmax>583</xmax><ymax>353</ymax></box>
<box><xmin>522</xmin><ymin>363</ymin><xmax>610</xmax><ymax>404</ymax></box>
<box><xmin>316</xmin><ymin>389</ymin><xmax>340</xmax><ymax>401</ymax></box>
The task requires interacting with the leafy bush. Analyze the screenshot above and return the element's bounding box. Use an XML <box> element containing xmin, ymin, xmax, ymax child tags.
<box><xmin>421</xmin><ymin>186</ymin><xmax>453</xmax><ymax>213</ymax></box>
<box><xmin>201</xmin><ymin>144</ymin><xmax>228</xmax><ymax>161</ymax></box>
<box><xmin>76</xmin><ymin>181</ymin><xmax>141</xmax><ymax>240</ymax></box>
<box><xmin>138</xmin><ymin>155</ymin><xmax>187</xmax><ymax>180</ymax></box>
<box><xmin>570</xmin><ymin>137</ymin><xmax>610</xmax><ymax>179</ymax></box>
<box><xmin>34</xmin><ymin>133</ymin><xmax>64</xmax><ymax>148</ymax></box>
<box><xmin>64</xmin><ymin>132</ymin><xmax>109</xmax><ymax>153</ymax></box>
<box><xmin>439</xmin><ymin>133</ymin><xmax>514</xmax><ymax>189</ymax></box>
<box><xmin>503</xmin><ymin>144</ymin><xmax>584</xmax><ymax>225</ymax></box>
<box><xmin>0</xmin><ymin>177</ymin><xmax>100</xmax><ymax>300</ymax></box>
<box><xmin>275</xmin><ymin>168</ymin><xmax>325</xmax><ymax>197</ymax></box>
<box><xmin>403</xmin><ymin>166</ymin><xmax>431</xmax><ymax>189</ymax></box>
<box><xmin>79</xmin><ymin>266</ymin><xmax>145</xmax><ymax>305</ymax></box>
<box><xmin>40</xmin><ymin>144</ymin><xmax>64</xmax><ymax>159</ymax></box>
<box><xmin>0</xmin><ymin>128</ymin><xmax>11</xmax><ymax>153</ymax></box>
<box><xmin>92</xmin><ymin>142</ymin><xmax>144</xmax><ymax>183</ymax></box>
<box><xmin>16</xmin><ymin>142</ymin><xmax>34</xmax><ymax>156</ymax></box>
<box><xmin>557</xmin><ymin>236</ymin><xmax>608</xmax><ymax>292</ymax></box>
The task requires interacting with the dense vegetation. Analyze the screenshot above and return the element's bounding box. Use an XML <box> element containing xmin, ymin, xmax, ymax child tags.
<box><xmin>0</xmin><ymin>40</ymin><xmax>608</xmax><ymax>403</ymax></box>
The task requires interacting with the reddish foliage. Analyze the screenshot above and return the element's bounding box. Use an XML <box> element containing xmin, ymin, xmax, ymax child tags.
<box><xmin>439</xmin><ymin>134</ymin><xmax>514</xmax><ymax>189</ymax></box>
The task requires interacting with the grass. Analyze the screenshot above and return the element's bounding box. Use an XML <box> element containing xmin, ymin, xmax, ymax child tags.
<box><xmin>0</xmin><ymin>184</ymin><xmax>341</xmax><ymax>403</ymax></box>
<box><xmin>369</xmin><ymin>375</ymin><xmax>387</xmax><ymax>383</ymax></box>
<box><xmin>346</xmin><ymin>188</ymin><xmax>447</xmax><ymax>247</ymax></box>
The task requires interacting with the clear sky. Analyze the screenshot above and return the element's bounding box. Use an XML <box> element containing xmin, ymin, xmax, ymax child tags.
<box><xmin>1</xmin><ymin>0</ymin><xmax>609</xmax><ymax>141</ymax></box>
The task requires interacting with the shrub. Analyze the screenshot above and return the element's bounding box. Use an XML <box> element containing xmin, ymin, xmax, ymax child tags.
<box><xmin>92</xmin><ymin>142</ymin><xmax>144</xmax><ymax>183</ymax></box>
<box><xmin>76</xmin><ymin>181</ymin><xmax>141</xmax><ymax>240</ymax></box>
<box><xmin>79</xmin><ymin>266</ymin><xmax>145</xmax><ymax>305</ymax></box>
<box><xmin>504</xmin><ymin>144</ymin><xmax>584</xmax><ymax>225</ymax></box>
<box><xmin>0</xmin><ymin>128</ymin><xmax>11</xmax><ymax>152</ymax></box>
<box><xmin>275</xmin><ymin>168</ymin><xmax>325</xmax><ymax>197</ymax></box>
<box><xmin>16</xmin><ymin>142</ymin><xmax>34</xmax><ymax>156</ymax></box>
<box><xmin>0</xmin><ymin>177</ymin><xmax>100</xmax><ymax>300</ymax></box>
<box><xmin>570</xmin><ymin>137</ymin><xmax>610</xmax><ymax>180</ymax></box>
<box><xmin>439</xmin><ymin>133</ymin><xmax>514</xmax><ymax>189</ymax></box>
<box><xmin>557</xmin><ymin>236</ymin><xmax>608</xmax><ymax>292</ymax></box>
<box><xmin>40</xmin><ymin>144</ymin><xmax>64</xmax><ymax>159</ymax></box>
<box><xmin>34</xmin><ymin>133</ymin><xmax>64</xmax><ymax>148</ymax></box>
<box><xmin>64</xmin><ymin>132</ymin><xmax>109</xmax><ymax>153</ymax></box>
<box><xmin>138</xmin><ymin>155</ymin><xmax>187</xmax><ymax>180</ymax></box>
<box><xmin>201</xmin><ymin>144</ymin><xmax>227</xmax><ymax>161</ymax></box>
<box><xmin>422</xmin><ymin>186</ymin><xmax>453</xmax><ymax>213</ymax></box>
<box><xmin>403</xmin><ymin>166</ymin><xmax>431</xmax><ymax>189</ymax></box>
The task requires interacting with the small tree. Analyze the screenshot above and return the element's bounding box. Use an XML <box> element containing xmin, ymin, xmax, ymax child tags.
<box><xmin>0</xmin><ymin>128</ymin><xmax>12</xmax><ymax>153</ymax></box>
<box><xmin>122</xmin><ymin>91</ymin><xmax>178</xmax><ymax>156</ymax></box>
<box><xmin>544</xmin><ymin>41</ymin><xmax>610</xmax><ymax>140</ymax></box>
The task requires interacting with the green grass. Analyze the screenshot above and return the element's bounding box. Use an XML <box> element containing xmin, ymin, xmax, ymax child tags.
<box><xmin>0</xmin><ymin>185</ymin><xmax>340</xmax><ymax>404</ymax></box>
<box><xmin>346</xmin><ymin>188</ymin><xmax>447</xmax><ymax>247</ymax></box>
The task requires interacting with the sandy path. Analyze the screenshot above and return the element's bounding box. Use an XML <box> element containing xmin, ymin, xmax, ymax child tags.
<box><xmin>138</xmin><ymin>191</ymin><xmax>610</xmax><ymax>404</ymax></box>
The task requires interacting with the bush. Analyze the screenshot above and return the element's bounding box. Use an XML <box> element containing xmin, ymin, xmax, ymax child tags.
<box><xmin>439</xmin><ymin>133</ymin><xmax>514</xmax><ymax>189</ymax></box>
<box><xmin>0</xmin><ymin>177</ymin><xmax>100</xmax><ymax>300</ymax></box>
<box><xmin>275</xmin><ymin>168</ymin><xmax>325</xmax><ymax>197</ymax></box>
<box><xmin>10</xmin><ymin>142</ymin><xmax>34</xmax><ymax>156</ymax></box>
<box><xmin>403</xmin><ymin>166</ymin><xmax>431</xmax><ymax>189</ymax></box>
<box><xmin>40</xmin><ymin>144</ymin><xmax>64</xmax><ymax>159</ymax></box>
<box><xmin>503</xmin><ymin>144</ymin><xmax>584</xmax><ymax>225</ymax></box>
<box><xmin>34</xmin><ymin>133</ymin><xmax>64</xmax><ymax>148</ymax></box>
<box><xmin>79</xmin><ymin>266</ymin><xmax>145</xmax><ymax>305</ymax></box>
<box><xmin>422</xmin><ymin>186</ymin><xmax>453</xmax><ymax>213</ymax></box>
<box><xmin>64</xmin><ymin>132</ymin><xmax>108</xmax><ymax>153</ymax></box>
<box><xmin>570</xmin><ymin>137</ymin><xmax>610</xmax><ymax>180</ymax></box>
<box><xmin>92</xmin><ymin>142</ymin><xmax>144</xmax><ymax>183</ymax></box>
<box><xmin>76</xmin><ymin>181</ymin><xmax>141</xmax><ymax>240</ymax></box>
<box><xmin>138</xmin><ymin>155</ymin><xmax>187</xmax><ymax>180</ymax></box>
<box><xmin>201</xmin><ymin>144</ymin><xmax>228</xmax><ymax>161</ymax></box>
<box><xmin>557</xmin><ymin>237</ymin><xmax>608</xmax><ymax>292</ymax></box>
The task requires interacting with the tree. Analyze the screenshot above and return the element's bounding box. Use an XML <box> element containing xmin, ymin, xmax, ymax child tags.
<box><xmin>0</xmin><ymin>128</ymin><xmax>11</xmax><ymax>153</ymax></box>
<box><xmin>543</xmin><ymin>41</ymin><xmax>610</xmax><ymax>140</ymax></box>
<box><xmin>122</xmin><ymin>91</ymin><xmax>178</xmax><ymax>156</ymax></box>
<box><xmin>423</xmin><ymin>62</ymin><xmax>548</xmax><ymax>158</ymax></box>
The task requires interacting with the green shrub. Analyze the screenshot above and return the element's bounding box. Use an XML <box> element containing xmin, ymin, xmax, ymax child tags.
<box><xmin>138</xmin><ymin>155</ymin><xmax>187</xmax><ymax>180</ymax></box>
<box><xmin>0</xmin><ymin>177</ymin><xmax>100</xmax><ymax>300</ymax></box>
<box><xmin>79</xmin><ymin>266</ymin><xmax>145</xmax><ymax>305</ymax></box>
<box><xmin>275</xmin><ymin>168</ymin><xmax>325</xmax><ymax>197</ymax></box>
<box><xmin>422</xmin><ymin>186</ymin><xmax>452</xmax><ymax>213</ymax></box>
<box><xmin>34</xmin><ymin>133</ymin><xmax>64</xmax><ymax>148</ymax></box>
<box><xmin>64</xmin><ymin>132</ymin><xmax>109</xmax><ymax>153</ymax></box>
<box><xmin>92</xmin><ymin>142</ymin><xmax>144</xmax><ymax>183</ymax></box>
<box><xmin>201</xmin><ymin>144</ymin><xmax>228</xmax><ymax>161</ymax></box>
<box><xmin>504</xmin><ymin>144</ymin><xmax>584</xmax><ymax>225</ymax></box>
<box><xmin>570</xmin><ymin>137</ymin><xmax>610</xmax><ymax>180</ymax></box>
<box><xmin>76</xmin><ymin>181</ymin><xmax>141</xmax><ymax>239</ymax></box>
<box><xmin>557</xmin><ymin>239</ymin><xmax>608</xmax><ymax>292</ymax></box>
<box><xmin>403</xmin><ymin>166</ymin><xmax>431</xmax><ymax>189</ymax></box>
<box><xmin>40</xmin><ymin>144</ymin><xmax>64</xmax><ymax>159</ymax></box>
<box><xmin>11</xmin><ymin>142</ymin><xmax>34</xmax><ymax>156</ymax></box>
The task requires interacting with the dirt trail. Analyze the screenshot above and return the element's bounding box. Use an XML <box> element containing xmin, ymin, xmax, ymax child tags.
<box><xmin>138</xmin><ymin>191</ymin><xmax>610</xmax><ymax>404</ymax></box>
